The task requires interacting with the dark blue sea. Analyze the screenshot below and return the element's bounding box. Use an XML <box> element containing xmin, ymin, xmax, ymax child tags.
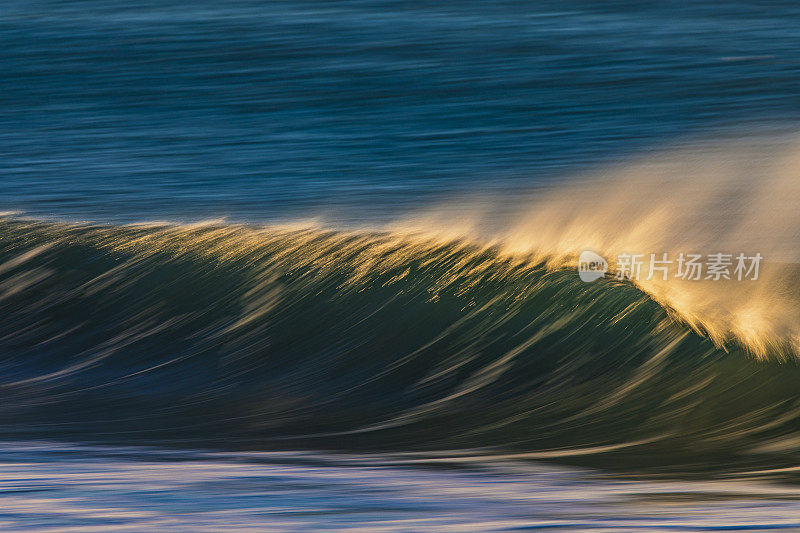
<box><xmin>5</xmin><ymin>1</ymin><xmax>800</xmax><ymax>531</ymax></box>
<box><xmin>4</xmin><ymin>0</ymin><xmax>800</xmax><ymax>222</ymax></box>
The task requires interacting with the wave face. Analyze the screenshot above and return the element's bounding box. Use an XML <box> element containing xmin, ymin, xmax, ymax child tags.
<box><xmin>2</xmin><ymin>216</ymin><xmax>800</xmax><ymax>475</ymax></box>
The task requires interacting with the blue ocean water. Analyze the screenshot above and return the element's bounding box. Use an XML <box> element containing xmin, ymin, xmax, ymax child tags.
<box><xmin>6</xmin><ymin>2</ymin><xmax>800</xmax><ymax>531</ymax></box>
<box><xmin>3</xmin><ymin>1</ymin><xmax>800</xmax><ymax>222</ymax></box>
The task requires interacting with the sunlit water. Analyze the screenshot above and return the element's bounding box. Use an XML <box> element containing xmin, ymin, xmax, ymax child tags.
<box><xmin>6</xmin><ymin>1</ymin><xmax>800</xmax><ymax>530</ymax></box>
<box><xmin>0</xmin><ymin>443</ymin><xmax>799</xmax><ymax>532</ymax></box>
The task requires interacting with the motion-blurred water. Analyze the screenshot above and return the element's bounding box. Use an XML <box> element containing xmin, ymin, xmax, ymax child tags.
<box><xmin>5</xmin><ymin>2</ymin><xmax>800</xmax><ymax>531</ymax></box>
<box><xmin>4</xmin><ymin>443</ymin><xmax>800</xmax><ymax>532</ymax></box>
<box><xmin>3</xmin><ymin>0</ymin><xmax>800</xmax><ymax>222</ymax></box>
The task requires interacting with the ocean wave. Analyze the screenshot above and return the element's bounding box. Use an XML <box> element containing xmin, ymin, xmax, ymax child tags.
<box><xmin>1</xmin><ymin>215</ymin><xmax>800</xmax><ymax>475</ymax></box>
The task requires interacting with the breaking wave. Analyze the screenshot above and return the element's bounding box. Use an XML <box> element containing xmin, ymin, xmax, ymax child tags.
<box><xmin>0</xmin><ymin>213</ymin><xmax>796</xmax><ymax>475</ymax></box>
<box><xmin>3</xmin><ymin>136</ymin><xmax>800</xmax><ymax>474</ymax></box>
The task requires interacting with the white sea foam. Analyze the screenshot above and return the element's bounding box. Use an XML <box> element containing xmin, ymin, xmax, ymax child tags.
<box><xmin>396</xmin><ymin>135</ymin><xmax>800</xmax><ymax>357</ymax></box>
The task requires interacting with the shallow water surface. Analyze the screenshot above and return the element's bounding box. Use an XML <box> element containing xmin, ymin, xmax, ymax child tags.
<box><xmin>2</xmin><ymin>443</ymin><xmax>800</xmax><ymax>532</ymax></box>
